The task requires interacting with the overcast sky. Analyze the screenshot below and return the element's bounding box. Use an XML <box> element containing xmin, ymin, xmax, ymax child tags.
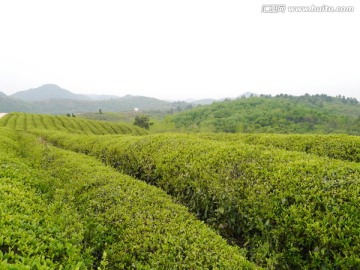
<box><xmin>0</xmin><ymin>0</ymin><xmax>359</xmax><ymax>100</ymax></box>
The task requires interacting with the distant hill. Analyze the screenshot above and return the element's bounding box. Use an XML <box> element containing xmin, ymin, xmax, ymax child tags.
<box><xmin>11</xmin><ymin>84</ymin><xmax>91</xmax><ymax>101</ymax></box>
<box><xmin>86</xmin><ymin>94</ymin><xmax>120</xmax><ymax>100</ymax></box>
<box><xmin>187</xmin><ymin>92</ymin><xmax>258</xmax><ymax>105</ymax></box>
<box><xmin>171</xmin><ymin>94</ymin><xmax>360</xmax><ymax>135</ymax></box>
<box><xmin>28</xmin><ymin>95</ymin><xmax>173</xmax><ymax>114</ymax></box>
<box><xmin>190</xmin><ymin>99</ymin><xmax>216</xmax><ymax>105</ymax></box>
<box><xmin>0</xmin><ymin>93</ymin><xmax>34</xmax><ymax>112</ymax></box>
<box><xmin>0</xmin><ymin>85</ymin><xmax>192</xmax><ymax>114</ymax></box>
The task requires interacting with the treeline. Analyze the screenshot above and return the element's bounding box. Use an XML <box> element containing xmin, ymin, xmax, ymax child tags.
<box><xmin>171</xmin><ymin>94</ymin><xmax>360</xmax><ymax>134</ymax></box>
<box><xmin>33</xmin><ymin>130</ymin><xmax>360</xmax><ymax>269</ymax></box>
<box><xmin>0</xmin><ymin>128</ymin><xmax>256</xmax><ymax>269</ymax></box>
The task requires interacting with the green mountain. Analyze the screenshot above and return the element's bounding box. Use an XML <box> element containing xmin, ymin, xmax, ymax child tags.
<box><xmin>11</xmin><ymin>84</ymin><xmax>90</xmax><ymax>101</ymax></box>
<box><xmin>171</xmin><ymin>94</ymin><xmax>360</xmax><ymax>135</ymax></box>
<box><xmin>0</xmin><ymin>94</ymin><xmax>34</xmax><ymax>112</ymax></box>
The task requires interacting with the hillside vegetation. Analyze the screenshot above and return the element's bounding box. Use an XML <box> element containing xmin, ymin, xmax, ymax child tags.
<box><xmin>171</xmin><ymin>94</ymin><xmax>360</xmax><ymax>134</ymax></box>
<box><xmin>0</xmin><ymin>112</ymin><xmax>147</xmax><ymax>135</ymax></box>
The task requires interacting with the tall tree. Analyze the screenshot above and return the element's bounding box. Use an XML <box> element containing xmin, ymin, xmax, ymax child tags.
<box><xmin>134</xmin><ymin>115</ymin><xmax>153</xmax><ymax>130</ymax></box>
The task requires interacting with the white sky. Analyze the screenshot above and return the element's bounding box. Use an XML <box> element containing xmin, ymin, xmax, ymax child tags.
<box><xmin>0</xmin><ymin>0</ymin><xmax>359</xmax><ymax>100</ymax></box>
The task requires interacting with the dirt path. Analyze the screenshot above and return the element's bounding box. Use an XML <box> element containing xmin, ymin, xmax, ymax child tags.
<box><xmin>0</xmin><ymin>113</ymin><xmax>8</xmax><ymax>118</ymax></box>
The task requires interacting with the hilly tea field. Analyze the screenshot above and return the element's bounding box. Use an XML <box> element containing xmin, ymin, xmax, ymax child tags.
<box><xmin>1</xmin><ymin>113</ymin><xmax>359</xmax><ymax>269</ymax></box>
<box><xmin>2</xmin><ymin>0</ymin><xmax>359</xmax><ymax>267</ymax></box>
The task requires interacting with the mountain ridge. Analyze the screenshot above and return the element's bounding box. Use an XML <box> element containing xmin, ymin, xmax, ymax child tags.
<box><xmin>11</xmin><ymin>84</ymin><xmax>91</xmax><ymax>101</ymax></box>
<box><xmin>0</xmin><ymin>84</ymin><xmax>192</xmax><ymax>114</ymax></box>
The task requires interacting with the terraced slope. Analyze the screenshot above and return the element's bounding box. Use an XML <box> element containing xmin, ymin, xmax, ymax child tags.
<box><xmin>0</xmin><ymin>112</ymin><xmax>147</xmax><ymax>135</ymax></box>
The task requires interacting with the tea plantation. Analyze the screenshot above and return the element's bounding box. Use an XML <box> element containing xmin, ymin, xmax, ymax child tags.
<box><xmin>1</xmin><ymin>112</ymin><xmax>359</xmax><ymax>269</ymax></box>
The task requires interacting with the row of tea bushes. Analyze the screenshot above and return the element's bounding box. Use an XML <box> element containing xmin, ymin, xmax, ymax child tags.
<box><xmin>20</xmin><ymin>132</ymin><xmax>256</xmax><ymax>269</ymax></box>
<box><xmin>0</xmin><ymin>112</ymin><xmax>147</xmax><ymax>135</ymax></box>
<box><xmin>34</xmin><ymin>131</ymin><xmax>360</xmax><ymax>269</ymax></box>
<box><xmin>0</xmin><ymin>128</ymin><xmax>89</xmax><ymax>269</ymax></box>
<box><xmin>196</xmin><ymin>133</ymin><xmax>360</xmax><ymax>163</ymax></box>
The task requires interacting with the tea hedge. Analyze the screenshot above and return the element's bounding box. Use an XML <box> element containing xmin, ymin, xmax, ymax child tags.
<box><xmin>0</xmin><ymin>112</ymin><xmax>147</xmax><ymax>135</ymax></box>
<box><xmin>34</xmin><ymin>131</ymin><xmax>360</xmax><ymax>269</ymax></box>
<box><xmin>19</xmin><ymin>132</ymin><xmax>257</xmax><ymax>269</ymax></box>
<box><xmin>0</xmin><ymin>128</ymin><xmax>90</xmax><ymax>269</ymax></box>
<box><xmin>196</xmin><ymin>133</ymin><xmax>360</xmax><ymax>163</ymax></box>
